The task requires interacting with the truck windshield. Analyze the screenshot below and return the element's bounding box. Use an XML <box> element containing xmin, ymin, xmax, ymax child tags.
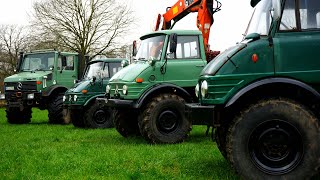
<box><xmin>135</xmin><ymin>35</ymin><xmax>165</xmax><ymax>61</ymax></box>
<box><xmin>83</xmin><ymin>61</ymin><xmax>122</xmax><ymax>80</ymax></box>
<box><xmin>245</xmin><ymin>0</ymin><xmax>278</xmax><ymax>36</ymax></box>
<box><xmin>21</xmin><ymin>53</ymin><xmax>55</xmax><ymax>71</ymax></box>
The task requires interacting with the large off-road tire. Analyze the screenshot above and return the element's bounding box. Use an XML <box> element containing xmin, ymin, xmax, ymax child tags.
<box><xmin>215</xmin><ymin>127</ymin><xmax>228</xmax><ymax>159</ymax></box>
<box><xmin>113</xmin><ymin>109</ymin><xmax>140</xmax><ymax>137</ymax></box>
<box><xmin>226</xmin><ymin>99</ymin><xmax>320</xmax><ymax>179</ymax></box>
<box><xmin>48</xmin><ymin>94</ymin><xmax>64</xmax><ymax>124</ymax></box>
<box><xmin>83</xmin><ymin>102</ymin><xmax>114</xmax><ymax>128</ymax></box>
<box><xmin>6</xmin><ymin>107</ymin><xmax>32</xmax><ymax>124</ymax></box>
<box><xmin>138</xmin><ymin>93</ymin><xmax>192</xmax><ymax>144</ymax></box>
<box><xmin>70</xmin><ymin>109</ymin><xmax>85</xmax><ymax>128</ymax></box>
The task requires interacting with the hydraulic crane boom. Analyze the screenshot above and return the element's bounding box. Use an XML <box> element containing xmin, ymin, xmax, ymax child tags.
<box><xmin>154</xmin><ymin>0</ymin><xmax>221</xmax><ymax>61</ymax></box>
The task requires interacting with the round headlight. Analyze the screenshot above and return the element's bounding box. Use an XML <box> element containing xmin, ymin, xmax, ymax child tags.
<box><xmin>201</xmin><ymin>80</ymin><xmax>208</xmax><ymax>98</ymax></box>
<box><xmin>195</xmin><ymin>84</ymin><xmax>199</xmax><ymax>97</ymax></box>
<box><xmin>122</xmin><ymin>85</ymin><xmax>128</xmax><ymax>95</ymax></box>
<box><xmin>106</xmin><ymin>85</ymin><xmax>111</xmax><ymax>93</ymax></box>
<box><xmin>73</xmin><ymin>95</ymin><xmax>78</xmax><ymax>101</ymax></box>
<box><xmin>63</xmin><ymin>96</ymin><xmax>66</xmax><ymax>102</ymax></box>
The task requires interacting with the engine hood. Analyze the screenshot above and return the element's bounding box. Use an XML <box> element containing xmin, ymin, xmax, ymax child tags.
<box><xmin>110</xmin><ymin>61</ymin><xmax>150</xmax><ymax>82</ymax></box>
<box><xmin>201</xmin><ymin>43</ymin><xmax>247</xmax><ymax>76</ymax></box>
<box><xmin>4</xmin><ymin>71</ymin><xmax>52</xmax><ymax>82</ymax></box>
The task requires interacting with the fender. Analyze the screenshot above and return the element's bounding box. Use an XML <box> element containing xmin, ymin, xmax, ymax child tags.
<box><xmin>225</xmin><ymin>77</ymin><xmax>320</xmax><ymax>107</ymax></box>
<box><xmin>83</xmin><ymin>94</ymin><xmax>105</xmax><ymax>106</ymax></box>
<box><xmin>136</xmin><ymin>83</ymin><xmax>193</xmax><ymax>108</ymax></box>
<box><xmin>43</xmin><ymin>85</ymin><xmax>69</xmax><ymax>97</ymax></box>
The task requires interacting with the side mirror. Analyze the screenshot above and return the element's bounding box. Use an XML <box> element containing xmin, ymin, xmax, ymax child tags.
<box><xmin>169</xmin><ymin>33</ymin><xmax>177</xmax><ymax>54</ymax></box>
<box><xmin>121</xmin><ymin>60</ymin><xmax>129</xmax><ymax>68</ymax></box>
<box><xmin>91</xmin><ymin>76</ymin><xmax>96</xmax><ymax>83</ymax></box>
<box><xmin>132</xmin><ymin>40</ymin><xmax>137</xmax><ymax>56</ymax></box>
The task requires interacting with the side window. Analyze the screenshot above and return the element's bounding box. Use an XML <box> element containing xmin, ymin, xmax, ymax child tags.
<box><xmin>280</xmin><ymin>0</ymin><xmax>297</xmax><ymax>31</ymax></box>
<box><xmin>57</xmin><ymin>56</ymin><xmax>74</xmax><ymax>71</ymax></box>
<box><xmin>300</xmin><ymin>0</ymin><xmax>320</xmax><ymax>30</ymax></box>
<box><xmin>167</xmin><ymin>36</ymin><xmax>200</xmax><ymax>59</ymax></box>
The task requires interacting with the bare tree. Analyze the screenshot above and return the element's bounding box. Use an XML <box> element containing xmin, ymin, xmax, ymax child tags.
<box><xmin>0</xmin><ymin>25</ymin><xmax>29</xmax><ymax>78</ymax></box>
<box><xmin>31</xmin><ymin>0</ymin><xmax>135</xmax><ymax>71</ymax></box>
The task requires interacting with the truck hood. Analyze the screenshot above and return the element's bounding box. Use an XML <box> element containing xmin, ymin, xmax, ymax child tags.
<box><xmin>4</xmin><ymin>71</ymin><xmax>52</xmax><ymax>82</ymax></box>
<box><xmin>110</xmin><ymin>61</ymin><xmax>150</xmax><ymax>82</ymax></box>
<box><xmin>201</xmin><ymin>42</ymin><xmax>247</xmax><ymax>76</ymax></box>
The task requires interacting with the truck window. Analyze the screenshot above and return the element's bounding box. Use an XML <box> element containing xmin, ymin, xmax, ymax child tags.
<box><xmin>300</xmin><ymin>0</ymin><xmax>320</xmax><ymax>30</ymax></box>
<box><xmin>280</xmin><ymin>0</ymin><xmax>297</xmax><ymax>31</ymax></box>
<box><xmin>167</xmin><ymin>36</ymin><xmax>200</xmax><ymax>59</ymax></box>
<box><xmin>57</xmin><ymin>55</ymin><xmax>75</xmax><ymax>70</ymax></box>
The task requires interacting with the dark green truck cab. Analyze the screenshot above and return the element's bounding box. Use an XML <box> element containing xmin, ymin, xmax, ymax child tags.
<box><xmin>63</xmin><ymin>58</ymin><xmax>127</xmax><ymax>128</ymax></box>
<box><xmin>98</xmin><ymin>30</ymin><xmax>208</xmax><ymax>144</ymax></box>
<box><xmin>0</xmin><ymin>50</ymin><xmax>80</xmax><ymax>124</ymax></box>
<box><xmin>186</xmin><ymin>0</ymin><xmax>320</xmax><ymax>179</ymax></box>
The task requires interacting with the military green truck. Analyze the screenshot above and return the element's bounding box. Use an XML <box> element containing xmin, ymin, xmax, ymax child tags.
<box><xmin>0</xmin><ymin>50</ymin><xmax>83</xmax><ymax>124</ymax></box>
<box><xmin>186</xmin><ymin>0</ymin><xmax>320</xmax><ymax>178</ymax></box>
<box><xmin>97</xmin><ymin>30</ymin><xmax>211</xmax><ymax>144</ymax></box>
<box><xmin>63</xmin><ymin>58</ymin><xmax>128</xmax><ymax>128</ymax></box>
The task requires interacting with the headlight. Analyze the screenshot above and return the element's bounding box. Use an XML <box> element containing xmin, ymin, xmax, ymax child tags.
<box><xmin>106</xmin><ymin>85</ymin><xmax>111</xmax><ymax>93</ymax></box>
<box><xmin>0</xmin><ymin>94</ymin><xmax>5</xmax><ymax>100</ymax></box>
<box><xmin>195</xmin><ymin>84</ymin><xmax>199</xmax><ymax>97</ymax></box>
<box><xmin>27</xmin><ymin>93</ymin><xmax>35</xmax><ymax>100</ymax></box>
<box><xmin>73</xmin><ymin>95</ymin><xmax>78</xmax><ymax>101</ymax></box>
<box><xmin>122</xmin><ymin>85</ymin><xmax>128</xmax><ymax>95</ymax></box>
<box><xmin>201</xmin><ymin>80</ymin><xmax>208</xmax><ymax>98</ymax></box>
<box><xmin>63</xmin><ymin>96</ymin><xmax>66</xmax><ymax>102</ymax></box>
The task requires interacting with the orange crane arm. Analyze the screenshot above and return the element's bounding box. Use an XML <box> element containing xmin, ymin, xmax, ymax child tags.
<box><xmin>154</xmin><ymin>0</ymin><xmax>221</xmax><ymax>61</ymax></box>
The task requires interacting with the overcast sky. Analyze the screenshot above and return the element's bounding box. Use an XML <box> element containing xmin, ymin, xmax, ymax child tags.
<box><xmin>0</xmin><ymin>0</ymin><xmax>253</xmax><ymax>51</ymax></box>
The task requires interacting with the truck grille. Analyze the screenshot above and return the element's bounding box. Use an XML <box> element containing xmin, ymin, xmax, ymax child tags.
<box><xmin>5</xmin><ymin>81</ymin><xmax>37</xmax><ymax>92</ymax></box>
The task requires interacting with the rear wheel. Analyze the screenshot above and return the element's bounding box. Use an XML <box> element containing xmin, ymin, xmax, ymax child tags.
<box><xmin>84</xmin><ymin>102</ymin><xmax>113</xmax><ymax>128</ymax></box>
<box><xmin>6</xmin><ymin>107</ymin><xmax>32</xmax><ymax>124</ymax></box>
<box><xmin>226</xmin><ymin>99</ymin><xmax>320</xmax><ymax>179</ymax></box>
<box><xmin>48</xmin><ymin>94</ymin><xmax>64</xmax><ymax>124</ymax></box>
<box><xmin>113</xmin><ymin>109</ymin><xmax>140</xmax><ymax>137</ymax></box>
<box><xmin>138</xmin><ymin>93</ymin><xmax>192</xmax><ymax>144</ymax></box>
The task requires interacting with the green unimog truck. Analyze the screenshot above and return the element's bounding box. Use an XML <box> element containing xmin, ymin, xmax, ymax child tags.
<box><xmin>98</xmin><ymin>30</ymin><xmax>211</xmax><ymax>144</ymax></box>
<box><xmin>0</xmin><ymin>49</ymin><xmax>82</xmax><ymax>124</ymax></box>
<box><xmin>186</xmin><ymin>0</ymin><xmax>320</xmax><ymax>178</ymax></box>
<box><xmin>63</xmin><ymin>58</ymin><xmax>128</xmax><ymax>128</ymax></box>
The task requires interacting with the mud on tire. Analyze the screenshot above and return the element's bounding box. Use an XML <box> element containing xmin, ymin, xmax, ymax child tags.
<box><xmin>138</xmin><ymin>93</ymin><xmax>192</xmax><ymax>144</ymax></box>
<box><xmin>113</xmin><ymin>109</ymin><xmax>140</xmax><ymax>137</ymax></box>
<box><xmin>48</xmin><ymin>94</ymin><xmax>64</xmax><ymax>124</ymax></box>
<box><xmin>6</xmin><ymin>107</ymin><xmax>32</xmax><ymax>124</ymax></box>
<box><xmin>226</xmin><ymin>98</ymin><xmax>320</xmax><ymax>179</ymax></box>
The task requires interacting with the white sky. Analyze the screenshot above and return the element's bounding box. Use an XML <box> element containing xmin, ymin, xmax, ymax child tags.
<box><xmin>0</xmin><ymin>0</ymin><xmax>253</xmax><ymax>51</ymax></box>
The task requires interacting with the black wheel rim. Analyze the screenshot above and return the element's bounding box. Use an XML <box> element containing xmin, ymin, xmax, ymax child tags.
<box><xmin>93</xmin><ymin>109</ymin><xmax>107</xmax><ymax>124</ymax></box>
<box><xmin>156</xmin><ymin>109</ymin><xmax>180</xmax><ymax>133</ymax></box>
<box><xmin>248</xmin><ymin>119</ymin><xmax>303</xmax><ymax>175</ymax></box>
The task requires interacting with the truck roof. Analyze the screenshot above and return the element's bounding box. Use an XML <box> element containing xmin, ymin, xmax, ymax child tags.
<box><xmin>140</xmin><ymin>30</ymin><xmax>202</xmax><ymax>40</ymax></box>
<box><xmin>25</xmin><ymin>49</ymin><xmax>78</xmax><ymax>56</ymax></box>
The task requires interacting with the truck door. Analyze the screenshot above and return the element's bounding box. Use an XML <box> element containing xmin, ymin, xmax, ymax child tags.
<box><xmin>163</xmin><ymin>35</ymin><xmax>206</xmax><ymax>89</ymax></box>
<box><xmin>56</xmin><ymin>55</ymin><xmax>78</xmax><ymax>88</ymax></box>
<box><xmin>274</xmin><ymin>0</ymin><xmax>320</xmax><ymax>84</ymax></box>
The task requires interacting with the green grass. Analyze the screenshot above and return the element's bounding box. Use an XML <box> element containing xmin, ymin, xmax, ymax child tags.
<box><xmin>0</xmin><ymin>108</ymin><xmax>237</xmax><ymax>179</ymax></box>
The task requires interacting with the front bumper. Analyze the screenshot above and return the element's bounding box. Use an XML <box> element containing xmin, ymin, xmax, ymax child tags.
<box><xmin>185</xmin><ymin>103</ymin><xmax>216</xmax><ymax>125</ymax></box>
<box><xmin>96</xmin><ymin>97</ymin><xmax>138</xmax><ymax>109</ymax></box>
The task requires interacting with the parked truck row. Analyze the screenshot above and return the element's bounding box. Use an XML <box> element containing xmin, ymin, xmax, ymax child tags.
<box><xmin>1</xmin><ymin>0</ymin><xmax>320</xmax><ymax>179</ymax></box>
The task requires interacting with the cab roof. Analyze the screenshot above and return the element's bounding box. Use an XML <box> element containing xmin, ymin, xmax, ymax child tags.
<box><xmin>140</xmin><ymin>30</ymin><xmax>202</xmax><ymax>40</ymax></box>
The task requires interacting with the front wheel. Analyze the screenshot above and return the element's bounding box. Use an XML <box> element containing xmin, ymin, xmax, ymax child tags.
<box><xmin>226</xmin><ymin>99</ymin><xmax>320</xmax><ymax>179</ymax></box>
<box><xmin>138</xmin><ymin>93</ymin><xmax>192</xmax><ymax>144</ymax></box>
<box><xmin>83</xmin><ymin>102</ymin><xmax>114</xmax><ymax>128</ymax></box>
<box><xmin>48</xmin><ymin>94</ymin><xmax>64</xmax><ymax>124</ymax></box>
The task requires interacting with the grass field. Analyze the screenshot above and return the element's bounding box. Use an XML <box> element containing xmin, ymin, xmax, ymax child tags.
<box><xmin>0</xmin><ymin>108</ymin><xmax>238</xmax><ymax>179</ymax></box>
